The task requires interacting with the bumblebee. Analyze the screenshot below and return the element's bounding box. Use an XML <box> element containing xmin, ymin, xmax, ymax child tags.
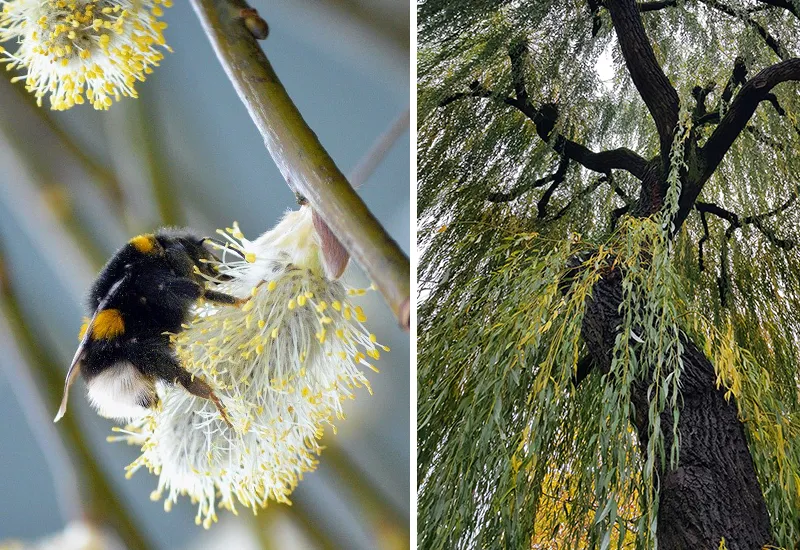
<box><xmin>54</xmin><ymin>229</ymin><xmax>244</xmax><ymax>427</ymax></box>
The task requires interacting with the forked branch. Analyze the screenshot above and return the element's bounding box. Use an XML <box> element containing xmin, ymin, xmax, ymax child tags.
<box><xmin>440</xmin><ymin>82</ymin><xmax>649</xmax><ymax>179</ymax></box>
<box><xmin>695</xmin><ymin>192</ymin><xmax>798</xmax><ymax>250</ymax></box>
<box><xmin>487</xmin><ymin>155</ymin><xmax>569</xmax><ymax>203</ymax></box>
<box><xmin>700</xmin><ymin>58</ymin><xmax>800</xmax><ymax>185</ymax></box>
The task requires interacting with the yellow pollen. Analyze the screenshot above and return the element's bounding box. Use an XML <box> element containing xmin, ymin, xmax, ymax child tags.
<box><xmin>0</xmin><ymin>0</ymin><xmax>172</xmax><ymax>110</ymax></box>
<box><xmin>355</xmin><ymin>306</ymin><xmax>367</xmax><ymax>323</ymax></box>
<box><xmin>130</xmin><ymin>234</ymin><xmax>156</xmax><ymax>254</ymax></box>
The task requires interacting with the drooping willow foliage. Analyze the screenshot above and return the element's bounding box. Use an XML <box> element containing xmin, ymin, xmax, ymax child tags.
<box><xmin>417</xmin><ymin>1</ymin><xmax>800</xmax><ymax>548</ymax></box>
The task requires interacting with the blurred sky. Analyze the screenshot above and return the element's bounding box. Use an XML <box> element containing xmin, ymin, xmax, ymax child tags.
<box><xmin>0</xmin><ymin>0</ymin><xmax>409</xmax><ymax>548</ymax></box>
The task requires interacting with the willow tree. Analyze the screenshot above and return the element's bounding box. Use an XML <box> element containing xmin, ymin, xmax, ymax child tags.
<box><xmin>417</xmin><ymin>1</ymin><xmax>800</xmax><ymax>548</ymax></box>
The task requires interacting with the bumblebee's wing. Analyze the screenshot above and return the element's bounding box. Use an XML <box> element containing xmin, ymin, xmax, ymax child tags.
<box><xmin>54</xmin><ymin>276</ymin><xmax>127</xmax><ymax>422</ymax></box>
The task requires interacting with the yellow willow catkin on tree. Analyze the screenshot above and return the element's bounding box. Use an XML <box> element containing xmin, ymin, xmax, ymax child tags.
<box><xmin>0</xmin><ymin>0</ymin><xmax>172</xmax><ymax>110</ymax></box>
<box><xmin>113</xmin><ymin>207</ymin><xmax>387</xmax><ymax>527</ymax></box>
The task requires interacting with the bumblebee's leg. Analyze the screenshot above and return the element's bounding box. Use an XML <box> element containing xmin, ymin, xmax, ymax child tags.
<box><xmin>202</xmin><ymin>289</ymin><xmax>247</xmax><ymax>307</ymax></box>
<box><xmin>203</xmin><ymin>280</ymin><xmax>267</xmax><ymax>307</ymax></box>
<box><xmin>139</xmin><ymin>347</ymin><xmax>233</xmax><ymax>428</ymax></box>
<box><xmin>181</xmin><ymin>375</ymin><xmax>234</xmax><ymax>429</ymax></box>
<box><xmin>202</xmin><ymin>281</ymin><xmax>266</xmax><ymax>307</ymax></box>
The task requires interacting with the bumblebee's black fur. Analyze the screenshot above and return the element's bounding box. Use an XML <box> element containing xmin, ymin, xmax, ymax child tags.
<box><xmin>58</xmin><ymin>228</ymin><xmax>240</xmax><ymax>424</ymax></box>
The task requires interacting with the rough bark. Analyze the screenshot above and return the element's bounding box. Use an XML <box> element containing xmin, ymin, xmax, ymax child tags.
<box><xmin>580</xmin><ymin>269</ymin><xmax>773</xmax><ymax>550</ymax></box>
<box><xmin>437</xmin><ymin>2</ymin><xmax>800</xmax><ymax>543</ymax></box>
<box><xmin>606</xmin><ymin>0</ymin><xmax>680</xmax><ymax>157</ymax></box>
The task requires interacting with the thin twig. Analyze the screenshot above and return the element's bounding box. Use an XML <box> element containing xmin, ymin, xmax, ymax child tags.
<box><xmin>0</xmin><ymin>130</ymin><xmax>95</xmax><ymax>298</ymax></box>
<box><xmin>190</xmin><ymin>0</ymin><xmax>410</xmax><ymax>329</ymax></box>
<box><xmin>348</xmin><ymin>109</ymin><xmax>410</xmax><ymax>190</ymax></box>
<box><xmin>695</xmin><ymin>194</ymin><xmax>797</xmax><ymax>250</ymax></box>
<box><xmin>698</xmin><ymin>209</ymin><xmax>710</xmax><ymax>271</ymax></box>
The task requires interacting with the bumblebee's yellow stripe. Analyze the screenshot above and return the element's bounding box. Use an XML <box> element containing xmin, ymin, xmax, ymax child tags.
<box><xmin>91</xmin><ymin>309</ymin><xmax>125</xmax><ymax>340</ymax></box>
<box><xmin>130</xmin><ymin>234</ymin><xmax>156</xmax><ymax>254</ymax></box>
<box><xmin>78</xmin><ymin>317</ymin><xmax>90</xmax><ymax>340</ymax></box>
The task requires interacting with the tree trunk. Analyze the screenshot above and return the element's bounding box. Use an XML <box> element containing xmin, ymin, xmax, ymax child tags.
<box><xmin>580</xmin><ymin>269</ymin><xmax>773</xmax><ymax>549</ymax></box>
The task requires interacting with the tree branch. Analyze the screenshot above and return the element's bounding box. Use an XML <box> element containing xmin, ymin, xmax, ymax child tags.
<box><xmin>190</xmin><ymin>0</ymin><xmax>409</xmax><ymax>329</ymax></box>
<box><xmin>439</xmin><ymin>90</ymin><xmax>649</xmax><ymax>179</ymax></box>
<box><xmin>691</xmin><ymin>81</ymin><xmax>717</xmax><ymax>122</ymax></box>
<box><xmin>639</xmin><ymin>0</ymin><xmax>792</xmax><ymax>59</ymax></box>
<box><xmin>573</xmin><ymin>355</ymin><xmax>595</xmax><ymax>386</ymax></box>
<box><xmin>487</xmin><ymin>160</ymin><xmax>562</xmax><ymax>203</ymax></box>
<box><xmin>698</xmin><ymin>209</ymin><xmax>710</xmax><ymax>271</ymax></box>
<box><xmin>537</xmin><ymin>155</ymin><xmax>570</xmax><ymax>217</ymax></box>
<box><xmin>610</xmin><ymin>204</ymin><xmax>631</xmax><ymax>230</ymax></box>
<box><xmin>507</xmin><ymin>44</ymin><xmax>651</xmax><ymax>180</ymax></box>
<box><xmin>606</xmin><ymin>0</ymin><xmax>680</xmax><ymax>157</ymax></box>
<box><xmin>508</xmin><ymin>39</ymin><xmax>529</xmax><ymax>104</ymax></box>
<box><xmin>722</xmin><ymin>56</ymin><xmax>749</xmax><ymax>104</ymax></box>
<box><xmin>0</xmin><ymin>258</ymin><xmax>152</xmax><ymax>550</ymax></box>
<box><xmin>439</xmin><ymin>82</ymin><xmax>500</xmax><ymax>107</ymax></box>
<box><xmin>698</xmin><ymin>0</ymin><xmax>790</xmax><ymax>60</ymax></box>
<box><xmin>638</xmin><ymin>0</ymin><xmax>678</xmax><ymax>12</ymax></box>
<box><xmin>548</xmin><ymin>173</ymin><xmax>610</xmax><ymax>222</ymax></box>
<box><xmin>746</xmin><ymin>125</ymin><xmax>787</xmax><ymax>151</ymax></box>
<box><xmin>699</xmin><ymin>58</ymin><xmax>800</xmax><ymax>185</ymax></box>
<box><xmin>755</xmin><ymin>0</ymin><xmax>800</xmax><ymax>18</ymax></box>
<box><xmin>695</xmin><ymin>193</ymin><xmax>797</xmax><ymax>250</ymax></box>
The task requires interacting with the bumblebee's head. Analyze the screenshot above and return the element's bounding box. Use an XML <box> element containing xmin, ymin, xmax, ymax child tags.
<box><xmin>155</xmin><ymin>228</ymin><xmax>221</xmax><ymax>279</ymax></box>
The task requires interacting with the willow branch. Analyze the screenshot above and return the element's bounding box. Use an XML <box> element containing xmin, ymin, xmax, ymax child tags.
<box><xmin>573</xmin><ymin>355</ymin><xmax>595</xmax><ymax>386</ymax></box>
<box><xmin>315</xmin><ymin>0</ymin><xmax>408</xmax><ymax>55</ymax></box>
<box><xmin>698</xmin><ymin>0</ymin><xmax>790</xmax><ymax>60</ymax></box>
<box><xmin>606</xmin><ymin>0</ymin><xmax>680</xmax><ymax>157</ymax></box>
<box><xmin>0</xmin><ymin>308</ymin><xmax>82</xmax><ymax>525</ymax></box>
<box><xmin>638</xmin><ymin>0</ymin><xmax>678</xmax><ymax>11</ymax></box>
<box><xmin>190</xmin><ymin>0</ymin><xmax>410</xmax><ymax>329</ymax></box>
<box><xmin>440</xmin><ymin>89</ymin><xmax>649</xmax><ymax>179</ymax></box>
<box><xmin>698</xmin><ymin>209</ymin><xmax>710</xmax><ymax>271</ymax></box>
<box><xmin>487</xmin><ymin>157</ymin><xmax>564</xmax><ymax>203</ymax></box>
<box><xmin>755</xmin><ymin>0</ymin><xmax>800</xmax><ymax>18</ymax></box>
<box><xmin>282</xmin><ymin>499</ymin><xmax>338</xmax><ymax>550</ymax></box>
<box><xmin>348</xmin><ymin>109</ymin><xmax>410</xmax><ymax>190</ymax></box>
<box><xmin>138</xmin><ymin>96</ymin><xmax>185</xmax><ymax>226</ymax></box>
<box><xmin>537</xmin><ymin>156</ymin><xmax>570</xmax><ymax>218</ymax></box>
<box><xmin>695</xmin><ymin>195</ymin><xmax>797</xmax><ymax>250</ymax></box>
<box><xmin>548</xmin><ymin>173</ymin><xmax>610</xmax><ymax>222</ymax></box>
<box><xmin>700</xmin><ymin>58</ymin><xmax>800</xmax><ymax>183</ymax></box>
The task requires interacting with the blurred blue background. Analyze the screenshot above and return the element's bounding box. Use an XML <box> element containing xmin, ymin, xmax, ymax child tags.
<box><xmin>0</xmin><ymin>0</ymin><xmax>409</xmax><ymax>548</ymax></box>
